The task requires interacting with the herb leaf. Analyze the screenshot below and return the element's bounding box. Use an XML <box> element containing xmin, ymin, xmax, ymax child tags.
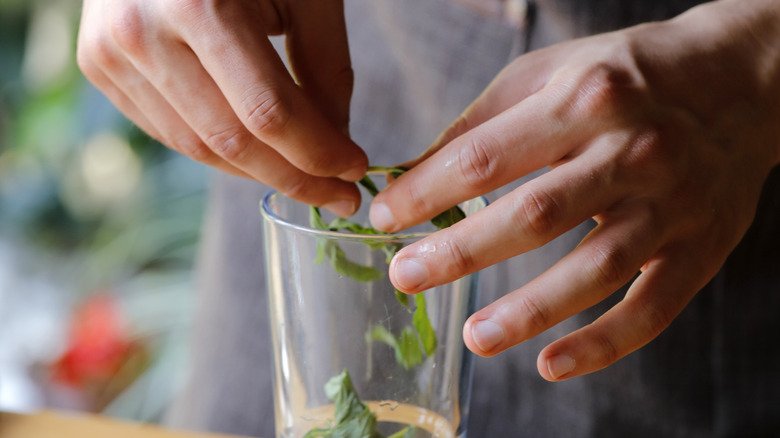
<box><xmin>394</xmin><ymin>289</ymin><xmax>409</xmax><ymax>307</ymax></box>
<box><xmin>310</xmin><ymin>206</ymin><xmax>384</xmax><ymax>282</ymax></box>
<box><xmin>324</xmin><ymin>240</ymin><xmax>385</xmax><ymax>282</ymax></box>
<box><xmin>387</xmin><ymin>426</ymin><xmax>416</xmax><ymax>438</ymax></box>
<box><xmin>304</xmin><ymin>370</ymin><xmax>383</xmax><ymax>438</ymax></box>
<box><xmin>366</xmin><ymin>325</ymin><xmax>423</xmax><ymax>370</ymax></box>
<box><xmin>305</xmin><ymin>370</ymin><xmax>417</xmax><ymax>438</ymax></box>
<box><xmin>412</xmin><ymin>293</ymin><xmax>437</xmax><ymax>356</ymax></box>
<box><xmin>430</xmin><ymin>205</ymin><xmax>466</xmax><ymax>229</ymax></box>
<box><xmin>328</xmin><ymin>217</ymin><xmax>380</xmax><ymax>235</ymax></box>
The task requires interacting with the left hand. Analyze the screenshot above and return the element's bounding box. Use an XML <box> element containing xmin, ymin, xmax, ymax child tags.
<box><xmin>369</xmin><ymin>0</ymin><xmax>780</xmax><ymax>380</ymax></box>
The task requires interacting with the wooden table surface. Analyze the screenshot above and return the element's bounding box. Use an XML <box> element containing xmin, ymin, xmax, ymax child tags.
<box><xmin>0</xmin><ymin>410</ymin><xmax>252</xmax><ymax>438</ymax></box>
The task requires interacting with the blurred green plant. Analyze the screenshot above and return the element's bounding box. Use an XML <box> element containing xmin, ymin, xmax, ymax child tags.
<box><xmin>0</xmin><ymin>0</ymin><xmax>209</xmax><ymax>422</ymax></box>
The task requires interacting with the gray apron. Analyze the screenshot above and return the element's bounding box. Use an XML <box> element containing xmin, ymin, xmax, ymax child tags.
<box><xmin>166</xmin><ymin>1</ymin><xmax>780</xmax><ymax>436</ymax></box>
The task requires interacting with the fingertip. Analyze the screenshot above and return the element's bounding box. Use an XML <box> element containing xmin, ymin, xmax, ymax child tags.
<box><xmin>537</xmin><ymin>350</ymin><xmax>577</xmax><ymax>381</ymax></box>
<box><xmin>391</xmin><ymin>256</ymin><xmax>428</xmax><ymax>292</ymax></box>
<box><xmin>369</xmin><ymin>202</ymin><xmax>399</xmax><ymax>232</ymax></box>
<box><xmin>463</xmin><ymin>316</ymin><xmax>505</xmax><ymax>357</ymax></box>
<box><xmin>322</xmin><ymin>199</ymin><xmax>358</xmax><ymax>218</ymax></box>
<box><xmin>337</xmin><ymin>160</ymin><xmax>368</xmax><ymax>182</ymax></box>
<box><xmin>336</xmin><ymin>149</ymin><xmax>369</xmax><ymax>182</ymax></box>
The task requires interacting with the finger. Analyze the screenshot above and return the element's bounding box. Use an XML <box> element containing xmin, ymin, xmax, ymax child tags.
<box><xmin>401</xmin><ymin>51</ymin><xmax>560</xmax><ymax>169</ymax></box>
<box><xmin>78</xmin><ymin>59</ymin><xmax>164</xmax><ymax>142</ymax></box>
<box><xmin>164</xmin><ymin>1</ymin><xmax>368</xmax><ymax>181</ymax></box>
<box><xmin>370</xmin><ymin>89</ymin><xmax>603</xmax><ymax>232</ymax></box>
<box><xmin>461</xmin><ymin>209</ymin><xmax>662</xmax><ymax>358</ymax></box>
<box><xmin>388</xmin><ymin>151</ymin><xmax>632</xmax><ymax>293</ymax></box>
<box><xmin>78</xmin><ymin>0</ymin><xmax>161</xmax><ymax>142</ymax></box>
<box><xmin>142</xmin><ymin>50</ymin><xmax>361</xmax><ymax>212</ymax></box>
<box><xmin>535</xmin><ymin>248</ymin><xmax>710</xmax><ymax>381</ymax></box>
<box><xmin>286</xmin><ymin>0</ymin><xmax>353</xmax><ymax>132</ymax></box>
<box><xmin>105</xmin><ymin>18</ymin><xmax>361</xmax><ymax>213</ymax></box>
<box><xmin>78</xmin><ymin>16</ymin><xmax>250</xmax><ymax>179</ymax></box>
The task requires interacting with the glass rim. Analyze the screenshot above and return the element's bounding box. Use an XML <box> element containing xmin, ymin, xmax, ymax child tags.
<box><xmin>260</xmin><ymin>189</ymin><xmax>488</xmax><ymax>242</ymax></box>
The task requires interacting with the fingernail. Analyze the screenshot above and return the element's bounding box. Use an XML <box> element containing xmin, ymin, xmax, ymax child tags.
<box><xmin>547</xmin><ymin>354</ymin><xmax>576</xmax><ymax>380</ymax></box>
<box><xmin>394</xmin><ymin>258</ymin><xmax>428</xmax><ymax>290</ymax></box>
<box><xmin>370</xmin><ymin>203</ymin><xmax>397</xmax><ymax>231</ymax></box>
<box><xmin>322</xmin><ymin>200</ymin><xmax>357</xmax><ymax>218</ymax></box>
<box><xmin>471</xmin><ymin>319</ymin><xmax>505</xmax><ymax>352</ymax></box>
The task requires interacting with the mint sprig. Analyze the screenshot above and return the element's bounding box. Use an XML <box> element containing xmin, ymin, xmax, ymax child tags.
<box><xmin>303</xmin><ymin>370</ymin><xmax>414</xmax><ymax>438</ymax></box>
<box><xmin>309</xmin><ymin>166</ymin><xmax>466</xmax><ymax>369</ymax></box>
<box><xmin>310</xmin><ymin>207</ymin><xmax>384</xmax><ymax>282</ymax></box>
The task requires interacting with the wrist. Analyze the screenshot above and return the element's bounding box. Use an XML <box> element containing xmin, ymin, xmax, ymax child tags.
<box><xmin>676</xmin><ymin>0</ymin><xmax>780</xmax><ymax>167</ymax></box>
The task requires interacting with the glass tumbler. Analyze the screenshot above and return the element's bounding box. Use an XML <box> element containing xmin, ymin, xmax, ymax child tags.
<box><xmin>261</xmin><ymin>176</ymin><xmax>486</xmax><ymax>438</ymax></box>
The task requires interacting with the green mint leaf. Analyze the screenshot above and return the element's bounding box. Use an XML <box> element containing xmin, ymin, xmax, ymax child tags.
<box><xmin>413</xmin><ymin>293</ymin><xmax>437</xmax><ymax>356</ymax></box>
<box><xmin>324</xmin><ymin>241</ymin><xmax>385</xmax><ymax>282</ymax></box>
<box><xmin>366</xmin><ymin>325</ymin><xmax>423</xmax><ymax>370</ymax></box>
<box><xmin>303</xmin><ymin>427</ymin><xmax>333</xmax><ymax>438</ymax></box>
<box><xmin>310</xmin><ymin>207</ymin><xmax>329</xmax><ymax>264</ymax></box>
<box><xmin>430</xmin><ymin>205</ymin><xmax>466</xmax><ymax>229</ymax></box>
<box><xmin>324</xmin><ymin>370</ymin><xmax>371</xmax><ymax>426</ymax></box>
<box><xmin>310</xmin><ymin>207</ymin><xmax>385</xmax><ymax>282</ymax></box>
<box><xmin>398</xmin><ymin>326</ymin><xmax>424</xmax><ymax>369</ymax></box>
<box><xmin>305</xmin><ymin>370</ymin><xmax>383</xmax><ymax>438</ymax></box>
<box><xmin>366</xmin><ymin>325</ymin><xmax>398</xmax><ymax>350</ymax></box>
<box><xmin>387</xmin><ymin>426</ymin><xmax>416</xmax><ymax>438</ymax></box>
<box><xmin>328</xmin><ymin>217</ymin><xmax>381</xmax><ymax>235</ymax></box>
<box><xmin>394</xmin><ymin>289</ymin><xmax>409</xmax><ymax>307</ymax></box>
<box><xmin>310</xmin><ymin>206</ymin><xmax>331</xmax><ymax>230</ymax></box>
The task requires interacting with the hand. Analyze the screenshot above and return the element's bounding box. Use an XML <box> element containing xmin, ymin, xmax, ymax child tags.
<box><xmin>370</xmin><ymin>0</ymin><xmax>780</xmax><ymax>380</ymax></box>
<box><xmin>77</xmin><ymin>0</ymin><xmax>368</xmax><ymax>217</ymax></box>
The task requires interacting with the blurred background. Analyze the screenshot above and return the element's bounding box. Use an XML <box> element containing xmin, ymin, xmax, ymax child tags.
<box><xmin>1</xmin><ymin>0</ymin><xmax>208</xmax><ymax>423</ymax></box>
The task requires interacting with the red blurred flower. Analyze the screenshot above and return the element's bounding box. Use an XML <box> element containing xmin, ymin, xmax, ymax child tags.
<box><xmin>51</xmin><ymin>293</ymin><xmax>134</xmax><ymax>387</ymax></box>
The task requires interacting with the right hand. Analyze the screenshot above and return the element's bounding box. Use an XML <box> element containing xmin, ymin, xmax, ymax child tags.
<box><xmin>77</xmin><ymin>0</ymin><xmax>368</xmax><ymax>217</ymax></box>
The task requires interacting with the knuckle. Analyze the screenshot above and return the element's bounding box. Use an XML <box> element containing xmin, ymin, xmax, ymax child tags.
<box><xmin>81</xmin><ymin>33</ymin><xmax>120</xmax><ymax>72</ymax></box>
<box><xmin>242</xmin><ymin>87</ymin><xmax>291</xmax><ymax>138</ymax></box>
<box><xmin>279</xmin><ymin>175</ymin><xmax>310</xmax><ymax>201</ymax></box>
<box><xmin>517</xmin><ymin>295</ymin><xmax>550</xmax><ymax>335</ymax></box>
<box><xmin>458</xmin><ymin>135</ymin><xmax>500</xmax><ymax>191</ymax></box>
<box><xmin>107</xmin><ymin>4</ymin><xmax>147</xmax><ymax>57</ymax></box>
<box><xmin>637</xmin><ymin>300</ymin><xmax>675</xmax><ymax>339</ymax></box>
<box><xmin>620</xmin><ymin>126</ymin><xmax>675</xmax><ymax>172</ymax></box>
<box><xmin>441</xmin><ymin>239</ymin><xmax>475</xmax><ymax>277</ymax></box>
<box><xmin>76</xmin><ymin>46</ymin><xmax>101</xmax><ymax>80</ymax></box>
<box><xmin>577</xmin><ymin>63</ymin><xmax>634</xmax><ymax>113</ymax></box>
<box><xmin>205</xmin><ymin>127</ymin><xmax>252</xmax><ymax>162</ymax></box>
<box><xmin>296</xmin><ymin>152</ymin><xmax>339</xmax><ymax>177</ymax></box>
<box><xmin>513</xmin><ymin>187</ymin><xmax>561</xmax><ymax>238</ymax></box>
<box><xmin>593</xmin><ymin>330</ymin><xmax>620</xmax><ymax>366</ymax></box>
<box><xmin>402</xmin><ymin>181</ymin><xmax>435</xmax><ymax>223</ymax></box>
<box><xmin>587</xmin><ymin>244</ymin><xmax>633</xmax><ymax>292</ymax></box>
<box><xmin>552</xmin><ymin>62</ymin><xmax>637</xmax><ymax>123</ymax></box>
<box><xmin>172</xmin><ymin>135</ymin><xmax>214</xmax><ymax>163</ymax></box>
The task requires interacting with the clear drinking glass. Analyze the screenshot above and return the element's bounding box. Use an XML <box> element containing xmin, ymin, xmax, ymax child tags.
<box><xmin>261</xmin><ymin>175</ymin><xmax>486</xmax><ymax>438</ymax></box>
